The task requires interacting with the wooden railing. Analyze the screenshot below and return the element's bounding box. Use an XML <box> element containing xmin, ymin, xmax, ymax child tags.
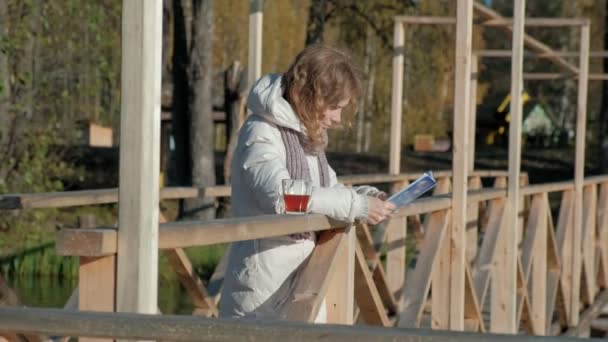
<box><xmin>0</xmin><ymin>306</ymin><xmax>583</xmax><ymax>342</ymax></box>
<box><xmin>3</xmin><ymin>170</ymin><xmax>608</xmax><ymax>339</ymax></box>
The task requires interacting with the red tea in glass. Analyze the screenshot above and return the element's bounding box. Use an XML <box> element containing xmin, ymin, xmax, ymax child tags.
<box><xmin>282</xmin><ymin>179</ymin><xmax>312</xmax><ymax>214</ymax></box>
<box><xmin>284</xmin><ymin>194</ymin><xmax>310</xmax><ymax>212</ymax></box>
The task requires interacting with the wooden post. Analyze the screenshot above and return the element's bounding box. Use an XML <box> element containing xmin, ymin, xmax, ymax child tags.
<box><xmin>116</xmin><ymin>0</ymin><xmax>162</xmax><ymax>314</ymax></box>
<box><xmin>326</xmin><ymin>227</ymin><xmax>356</xmax><ymax>324</ymax></box>
<box><xmin>449</xmin><ymin>0</ymin><xmax>473</xmax><ymax>331</ymax></box>
<box><xmin>499</xmin><ymin>0</ymin><xmax>525</xmax><ymax>333</ymax></box>
<box><xmin>571</xmin><ymin>21</ymin><xmax>590</xmax><ymax>327</ymax></box>
<box><xmin>248</xmin><ymin>0</ymin><xmax>263</xmax><ymax>89</ymax></box>
<box><xmin>389</xmin><ymin>22</ymin><xmax>405</xmax><ymax>175</ymax></box>
<box><xmin>432</xmin><ymin>178</ymin><xmax>451</xmax><ymax>329</ymax></box>
<box><xmin>469</xmin><ymin>55</ymin><xmax>478</xmax><ymax>172</ymax></box>
<box><xmin>387</xmin><ymin>181</ymin><xmax>408</xmax><ymax>304</ymax></box>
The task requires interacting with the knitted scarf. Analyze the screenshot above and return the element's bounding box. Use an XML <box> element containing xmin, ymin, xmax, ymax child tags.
<box><xmin>279</xmin><ymin>126</ymin><xmax>330</xmax><ymax>240</ymax></box>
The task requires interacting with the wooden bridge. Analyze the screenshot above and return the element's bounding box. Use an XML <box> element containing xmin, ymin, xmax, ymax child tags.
<box><xmin>2</xmin><ymin>170</ymin><xmax>608</xmax><ymax>340</ymax></box>
<box><xmin>2</xmin><ymin>0</ymin><xmax>608</xmax><ymax>340</ymax></box>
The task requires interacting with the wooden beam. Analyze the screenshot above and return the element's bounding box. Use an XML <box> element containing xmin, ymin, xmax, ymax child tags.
<box><xmin>0</xmin><ymin>187</ymin><xmax>203</xmax><ymax>210</ymax></box>
<box><xmin>520</xmin><ymin>182</ymin><xmax>574</xmax><ymax>196</ymax></box>
<box><xmin>79</xmin><ymin>256</ymin><xmax>115</xmax><ymax>342</ymax></box>
<box><xmin>326</xmin><ymin>227</ymin><xmax>356</xmax><ymax>324</ymax></box>
<box><xmin>247</xmin><ymin>0</ymin><xmax>263</xmax><ymax>89</ymax></box>
<box><xmin>355</xmin><ymin>225</ymin><xmax>398</xmax><ymax>314</ymax></box>
<box><xmin>581</xmin><ymin>185</ymin><xmax>597</xmax><ymax>305</ymax></box>
<box><xmin>523</xmin><ymin>73</ymin><xmax>608</xmax><ymax>81</ymax></box>
<box><xmin>474</xmin><ymin>49</ymin><xmax>608</xmax><ymax>59</ymax></box>
<box><xmin>398</xmin><ymin>209</ymin><xmax>450</xmax><ymax>328</ymax></box>
<box><xmin>0</xmin><ymin>306</ymin><xmax>590</xmax><ymax>342</ymax></box>
<box><xmin>449</xmin><ymin>0</ymin><xmax>474</xmax><ymax>330</ymax></box>
<box><xmin>354</xmin><ymin>241</ymin><xmax>391</xmax><ymax>326</ymax></box>
<box><xmin>116</xmin><ymin>0</ymin><xmax>162</xmax><ymax>315</ymax></box>
<box><xmin>480</xmin><ymin>17</ymin><xmax>588</xmax><ymax>27</ymax></box>
<box><xmin>496</xmin><ymin>0</ymin><xmax>525</xmax><ymax>333</ymax></box>
<box><xmin>557</xmin><ymin>191</ymin><xmax>575</xmax><ymax>324</ymax></box>
<box><xmin>597</xmin><ymin>183</ymin><xmax>608</xmax><ymax>289</ymax></box>
<box><xmin>281</xmin><ymin>229</ymin><xmax>347</xmax><ymax>322</ymax></box>
<box><xmin>469</xmin><ymin>56</ymin><xmax>478</xmax><ymax>173</ymax></box>
<box><xmin>472</xmin><ymin>2</ymin><xmax>578</xmax><ymax>75</ymax></box>
<box><xmin>385</xmin><ymin>216</ymin><xmax>407</xmax><ymax>303</ymax></box>
<box><xmin>545</xmin><ymin>201</ymin><xmax>561</xmax><ymax>334</ymax></box>
<box><xmin>431</xmin><ymin>178</ymin><xmax>451</xmax><ymax>330</ymax></box>
<box><xmin>473</xmin><ymin>198</ymin><xmax>507</xmax><ymax>308</ymax></box>
<box><xmin>389</xmin><ymin>21</ymin><xmax>404</xmax><ymax>175</ymax></box>
<box><xmin>163</xmin><ymin>248</ymin><xmax>218</xmax><ymax>317</ymax></box>
<box><xmin>56</xmin><ymin>228</ymin><xmax>117</xmax><ymax>257</ymax></box>
<box><xmin>564</xmin><ymin>289</ymin><xmax>608</xmax><ymax>337</ymax></box>
<box><xmin>570</xmin><ymin>21</ymin><xmax>590</xmax><ymax>327</ymax></box>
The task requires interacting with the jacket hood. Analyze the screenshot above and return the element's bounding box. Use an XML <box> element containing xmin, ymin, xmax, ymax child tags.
<box><xmin>246</xmin><ymin>74</ymin><xmax>304</xmax><ymax>132</ymax></box>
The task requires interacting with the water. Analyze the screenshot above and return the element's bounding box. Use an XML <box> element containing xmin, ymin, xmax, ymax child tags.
<box><xmin>7</xmin><ymin>274</ymin><xmax>196</xmax><ymax>315</ymax></box>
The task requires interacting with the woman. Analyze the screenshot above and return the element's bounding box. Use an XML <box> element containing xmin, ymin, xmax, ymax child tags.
<box><xmin>219</xmin><ymin>44</ymin><xmax>395</xmax><ymax>321</ymax></box>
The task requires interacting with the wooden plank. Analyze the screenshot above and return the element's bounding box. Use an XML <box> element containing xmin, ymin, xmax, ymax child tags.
<box><xmin>480</xmin><ymin>17</ymin><xmax>588</xmax><ymax>27</ymax></box>
<box><xmin>564</xmin><ymin>289</ymin><xmax>608</xmax><ymax>337</ymax></box>
<box><xmin>207</xmin><ymin>244</ymin><xmax>231</xmax><ymax>305</ymax></box>
<box><xmin>387</xmin><ymin>181</ymin><xmax>408</xmax><ymax>303</ymax></box>
<box><xmin>584</xmin><ymin>175</ymin><xmax>608</xmax><ymax>185</ymax></box>
<box><xmin>498</xmin><ymin>0</ymin><xmax>525</xmax><ymax>333</ymax></box>
<box><xmin>431</xmin><ymin>177</ymin><xmax>451</xmax><ymax>330</ymax></box>
<box><xmin>467</xmin><ymin>176</ymin><xmax>481</xmax><ymax>263</ymax></box>
<box><xmin>581</xmin><ymin>185</ymin><xmax>597</xmax><ymax>305</ymax></box>
<box><xmin>0</xmin><ymin>307</ymin><xmax>590</xmax><ymax>342</ymax></box>
<box><xmin>597</xmin><ymin>183</ymin><xmax>608</xmax><ymax>288</ymax></box>
<box><xmin>389</xmin><ymin>22</ymin><xmax>404</xmax><ymax>175</ymax></box>
<box><xmin>79</xmin><ymin>256</ymin><xmax>115</xmax><ymax>342</ymax></box>
<box><xmin>464</xmin><ymin>263</ymin><xmax>484</xmax><ymax>332</ymax></box>
<box><xmin>473</xmin><ymin>198</ymin><xmax>507</xmax><ymax>308</ymax></box>
<box><xmin>281</xmin><ymin>229</ymin><xmax>347</xmax><ymax>322</ymax></box>
<box><xmin>0</xmin><ymin>187</ymin><xmax>199</xmax><ymax>210</ymax></box>
<box><xmin>56</xmin><ymin>228</ymin><xmax>117</xmax><ymax>257</ymax></box>
<box><xmin>354</xmin><ymin>241</ymin><xmax>391</xmax><ymax>326</ymax></box>
<box><xmin>557</xmin><ymin>191</ymin><xmax>575</xmax><ymax>324</ymax></box>
<box><xmin>116</xmin><ymin>0</ymin><xmax>162</xmax><ymax>315</ymax></box>
<box><xmin>163</xmin><ymin>248</ymin><xmax>217</xmax><ymax>317</ymax></box>
<box><xmin>397</xmin><ymin>209</ymin><xmax>450</xmax><ymax>328</ymax></box>
<box><xmin>356</xmin><ymin>225</ymin><xmax>398</xmax><ymax>314</ymax></box>
<box><xmin>247</xmin><ymin>0</ymin><xmax>262</xmax><ymax>88</ymax></box>
<box><xmin>469</xmin><ymin>55</ymin><xmax>478</xmax><ymax>173</ymax></box>
<box><xmin>532</xmin><ymin>194</ymin><xmax>548</xmax><ymax>334</ymax></box>
<box><xmin>449</xmin><ymin>0</ymin><xmax>474</xmax><ymax>330</ymax></box>
<box><xmin>472</xmin><ymin>2</ymin><xmax>578</xmax><ymax>75</ymax></box>
<box><xmin>326</xmin><ymin>227</ymin><xmax>356</xmax><ymax>324</ymax></box>
<box><xmin>545</xmin><ymin>195</ymin><xmax>561</xmax><ymax>333</ymax></box>
<box><xmin>520</xmin><ymin>182</ymin><xmax>575</xmax><ymax>196</ymax></box>
<box><xmin>570</xmin><ymin>21</ymin><xmax>590</xmax><ymax>327</ymax></box>
<box><xmin>474</xmin><ymin>49</ymin><xmax>608</xmax><ymax>59</ymax></box>
<box><xmin>516</xmin><ymin>258</ymin><xmax>535</xmax><ymax>334</ymax></box>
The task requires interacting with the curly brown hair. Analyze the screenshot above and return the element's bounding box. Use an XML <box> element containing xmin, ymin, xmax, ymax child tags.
<box><xmin>282</xmin><ymin>44</ymin><xmax>363</xmax><ymax>149</ymax></box>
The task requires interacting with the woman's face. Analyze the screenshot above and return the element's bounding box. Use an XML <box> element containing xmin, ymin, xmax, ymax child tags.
<box><xmin>320</xmin><ymin>98</ymin><xmax>350</xmax><ymax>130</ymax></box>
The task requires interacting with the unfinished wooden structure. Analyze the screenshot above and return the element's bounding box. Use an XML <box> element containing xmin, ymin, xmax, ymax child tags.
<box><xmin>2</xmin><ymin>0</ymin><xmax>608</xmax><ymax>340</ymax></box>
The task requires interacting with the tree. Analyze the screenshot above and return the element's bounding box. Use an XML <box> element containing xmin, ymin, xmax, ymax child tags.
<box><xmin>601</xmin><ymin>0</ymin><xmax>608</xmax><ymax>172</ymax></box>
<box><xmin>172</xmin><ymin>0</ymin><xmax>216</xmax><ymax>220</ymax></box>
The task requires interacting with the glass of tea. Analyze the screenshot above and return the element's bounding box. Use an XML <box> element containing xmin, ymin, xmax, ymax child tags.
<box><xmin>282</xmin><ymin>179</ymin><xmax>312</xmax><ymax>214</ymax></box>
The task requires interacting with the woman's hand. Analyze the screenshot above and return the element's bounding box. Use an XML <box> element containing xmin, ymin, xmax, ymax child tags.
<box><xmin>366</xmin><ymin>196</ymin><xmax>396</xmax><ymax>225</ymax></box>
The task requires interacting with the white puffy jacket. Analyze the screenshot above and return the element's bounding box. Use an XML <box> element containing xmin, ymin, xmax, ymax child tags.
<box><xmin>219</xmin><ymin>74</ymin><xmax>381</xmax><ymax>321</ymax></box>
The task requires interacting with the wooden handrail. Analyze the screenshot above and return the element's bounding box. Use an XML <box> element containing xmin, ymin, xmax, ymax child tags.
<box><xmin>0</xmin><ymin>170</ymin><xmax>509</xmax><ymax>210</ymax></box>
<box><xmin>0</xmin><ymin>306</ymin><xmax>583</xmax><ymax>341</ymax></box>
<box><xmin>57</xmin><ymin>214</ymin><xmax>345</xmax><ymax>256</ymax></box>
<box><xmin>54</xmin><ymin>182</ymin><xmax>588</xmax><ymax>257</ymax></box>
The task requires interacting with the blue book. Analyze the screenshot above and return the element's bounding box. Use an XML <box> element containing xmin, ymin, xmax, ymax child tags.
<box><xmin>388</xmin><ymin>171</ymin><xmax>437</xmax><ymax>209</ymax></box>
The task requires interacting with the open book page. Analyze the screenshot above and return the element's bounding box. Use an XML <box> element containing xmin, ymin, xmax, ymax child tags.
<box><xmin>387</xmin><ymin>171</ymin><xmax>437</xmax><ymax>209</ymax></box>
